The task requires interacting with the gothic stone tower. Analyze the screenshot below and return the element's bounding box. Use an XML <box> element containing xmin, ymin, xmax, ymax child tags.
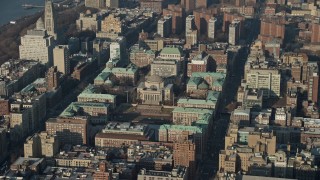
<box><xmin>45</xmin><ymin>0</ymin><xmax>57</xmax><ymax>39</ymax></box>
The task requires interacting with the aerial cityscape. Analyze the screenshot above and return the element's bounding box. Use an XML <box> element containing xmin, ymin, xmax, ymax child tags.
<box><xmin>0</xmin><ymin>0</ymin><xmax>320</xmax><ymax>179</ymax></box>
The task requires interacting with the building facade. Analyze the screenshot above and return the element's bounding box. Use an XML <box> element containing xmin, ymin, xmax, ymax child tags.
<box><xmin>53</xmin><ymin>45</ymin><xmax>70</xmax><ymax>75</ymax></box>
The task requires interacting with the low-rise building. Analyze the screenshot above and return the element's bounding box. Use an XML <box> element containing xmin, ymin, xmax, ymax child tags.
<box><xmin>137</xmin><ymin>166</ymin><xmax>188</xmax><ymax>180</ymax></box>
<box><xmin>187</xmin><ymin>52</ymin><xmax>214</xmax><ymax>77</ymax></box>
<box><xmin>177</xmin><ymin>91</ymin><xmax>220</xmax><ymax>109</ymax></box>
<box><xmin>0</xmin><ymin>60</ymin><xmax>42</xmax><ymax>97</ymax></box>
<box><xmin>77</xmin><ymin>84</ymin><xmax>116</xmax><ymax>108</ymax></box>
<box><xmin>187</xmin><ymin>72</ymin><xmax>226</xmax><ymax>94</ymax></box>
<box><xmin>95</xmin><ymin>122</ymin><xmax>154</xmax><ymax>148</ymax></box>
<box><xmin>128</xmin><ymin>144</ymin><xmax>173</xmax><ymax>171</ymax></box>
<box><xmin>60</xmin><ymin>102</ymin><xmax>110</xmax><ymax>124</ymax></box>
<box><xmin>172</xmin><ymin>107</ymin><xmax>213</xmax><ymax>126</ymax></box>
<box><xmin>130</xmin><ymin>46</ymin><xmax>155</xmax><ymax>67</ymax></box>
<box><xmin>230</xmin><ymin>107</ymin><xmax>250</xmax><ymax>125</ymax></box>
<box><xmin>94</xmin><ymin>64</ymin><xmax>138</xmax><ymax>86</ymax></box>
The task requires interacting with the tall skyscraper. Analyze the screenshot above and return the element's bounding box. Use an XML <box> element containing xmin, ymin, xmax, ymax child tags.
<box><xmin>229</xmin><ymin>19</ymin><xmax>240</xmax><ymax>45</ymax></box>
<box><xmin>223</xmin><ymin>12</ymin><xmax>245</xmax><ymax>32</ymax></box>
<box><xmin>186</xmin><ymin>15</ymin><xmax>197</xmax><ymax>46</ymax></box>
<box><xmin>53</xmin><ymin>45</ymin><xmax>70</xmax><ymax>75</ymax></box>
<box><xmin>45</xmin><ymin>0</ymin><xmax>57</xmax><ymax>39</ymax></box>
<box><xmin>186</xmin><ymin>15</ymin><xmax>195</xmax><ymax>35</ymax></box>
<box><xmin>193</xmin><ymin>8</ymin><xmax>217</xmax><ymax>35</ymax></box>
<box><xmin>163</xmin><ymin>5</ymin><xmax>186</xmax><ymax>34</ymax></box>
<box><xmin>109</xmin><ymin>37</ymin><xmax>128</xmax><ymax>65</ymax></box>
<box><xmin>157</xmin><ymin>15</ymin><xmax>172</xmax><ymax>38</ymax></box>
<box><xmin>208</xmin><ymin>17</ymin><xmax>217</xmax><ymax>39</ymax></box>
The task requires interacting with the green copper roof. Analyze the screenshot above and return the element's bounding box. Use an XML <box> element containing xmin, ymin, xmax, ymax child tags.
<box><xmin>206</xmin><ymin>90</ymin><xmax>220</xmax><ymax>101</ymax></box>
<box><xmin>102</xmin><ymin>64</ymin><xmax>138</xmax><ymax>74</ymax></box>
<box><xmin>187</xmin><ymin>77</ymin><xmax>202</xmax><ymax>86</ymax></box>
<box><xmin>79</xmin><ymin>84</ymin><xmax>116</xmax><ymax>101</ymax></box>
<box><xmin>159</xmin><ymin>124</ymin><xmax>203</xmax><ymax>133</ymax></box>
<box><xmin>95</xmin><ymin>72</ymin><xmax>111</xmax><ymax>81</ymax></box>
<box><xmin>78</xmin><ymin>93</ymin><xmax>116</xmax><ymax>101</ymax></box>
<box><xmin>198</xmin><ymin>81</ymin><xmax>209</xmax><ymax>89</ymax></box>
<box><xmin>177</xmin><ymin>98</ymin><xmax>216</xmax><ymax>106</ymax></box>
<box><xmin>60</xmin><ymin>102</ymin><xmax>109</xmax><ymax>117</ymax></box>
<box><xmin>191</xmin><ymin>72</ymin><xmax>226</xmax><ymax>79</ymax></box>
<box><xmin>130</xmin><ymin>48</ymin><xmax>155</xmax><ymax>55</ymax></box>
<box><xmin>213</xmin><ymin>79</ymin><xmax>224</xmax><ymax>87</ymax></box>
<box><xmin>21</xmin><ymin>84</ymin><xmax>36</xmax><ymax>93</ymax></box>
<box><xmin>189</xmin><ymin>72</ymin><xmax>226</xmax><ymax>88</ymax></box>
<box><xmin>160</xmin><ymin>46</ymin><xmax>183</xmax><ymax>55</ymax></box>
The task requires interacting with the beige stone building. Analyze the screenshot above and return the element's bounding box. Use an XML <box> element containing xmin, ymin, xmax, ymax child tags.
<box><xmin>130</xmin><ymin>47</ymin><xmax>155</xmax><ymax>67</ymax></box>
<box><xmin>19</xmin><ymin>18</ymin><xmax>54</xmax><ymax>66</ymax></box>
<box><xmin>94</xmin><ymin>64</ymin><xmax>138</xmax><ymax>86</ymax></box>
<box><xmin>144</xmin><ymin>39</ymin><xmax>164</xmax><ymax>51</ymax></box>
<box><xmin>106</xmin><ymin>0</ymin><xmax>119</xmax><ymax>8</ymax></box>
<box><xmin>137</xmin><ymin>75</ymin><xmax>173</xmax><ymax>105</ymax></box>
<box><xmin>24</xmin><ymin>133</ymin><xmax>41</xmax><ymax>158</ymax></box>
<box><xmin>53</xmin><ymin>45</ymin><xmax>70</xmax><ymax>75</ymax></box>
<box><xmin>44</xmin><ymin>0</ymin><xmax>57</xmax><ymax>39</ymax></box>
<box><xmin>55</xmin><ymin>156</ymin><xmax>92</xmax><ymax>168</ymax></box>
<box><xmin>76</xmin><ymin>11</ymin><xmax>100</xmax><ymax>32</ymax></box>
<box><xmin>98</xmin><ymin>14</ymin><xmax>123</xmax><ymax>39</ymax></box>
<box><xmin>248</xmin><ymin>130</ymin><xmax>276</xmax><ymax>155</ymax></box>
<box><xmin>10</xmin><ymin>107</ymin><xmax>30</xmax><ymax>141</ymax></box>
<box><xmin>172</xmin><ymin>107</ymin><xmax>213</xmax><ymax>126</ymax></box>
<box><xmin>230</xmin><ymin>107</ymin><xmax>251</xmax><ymax>125</ymax></box>
<box><xmin>219</xmin><ymin>151</ymin><xmax>238</xmax><ymax>173</ymax></box>
<box><xmin>157</xmin><ymin>15</ymin><xmax>172</xmax><ymax>38</ymax></box>
<box><xmin>151</xmin><ymin>59</ymin><xmax>178</xmax><ymax>77</ymax></box>
<box><xmin>85</xmin><ymin>0</ymin><xmax>105</xmax><ymax>8</ymax></box>
<box><xmin>95</xmin><ymin>123</ymin><xmax>152</xmax><ymax>148</ymax></box>
<box><xmin>38</xmin><ymin>131</ymin><xmax>59</xmax><ymax>157</ymax></box>
<box><xmin>224</xmin><ymin>124</ymin><xmax>238</xmax><ymax>150</ymax></box>
<box><xmin>186</xmin><ymin>30</ymin><xmax>198</xmax><ymax>47</ymax></box>
<box><xmin>245</xmin><ymin>68</ymin><xmax>281</xmax><ymax>98</ymax></box>
<box><xmin>24</xmin><ymin>131</ymin><xmax>59</xmax><ymax>158</ymax></box>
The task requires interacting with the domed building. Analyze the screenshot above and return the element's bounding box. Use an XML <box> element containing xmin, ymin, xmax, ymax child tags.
<box><xmin>198</xmin><ymin>81</ymin><xmax>209</xmax><ymax>90</ymax></box>
<box><xmin>137</xmin><ymin>75</ymin><xmax>173</xmax><ymax>105</ymax></box>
